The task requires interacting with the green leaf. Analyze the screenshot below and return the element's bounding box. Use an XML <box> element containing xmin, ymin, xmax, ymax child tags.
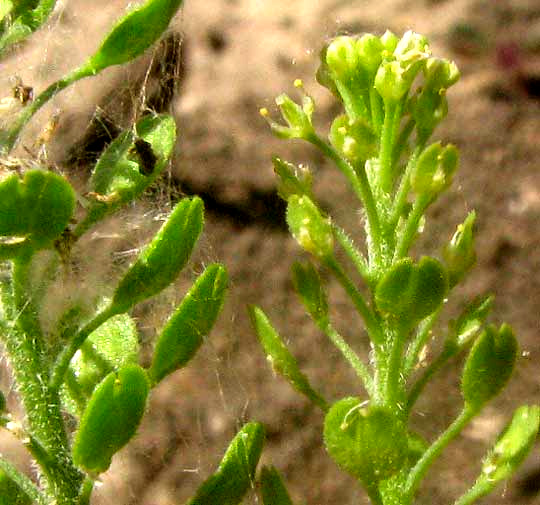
<box><xmin>286</xmin><ymin>195</ymin><xmax>334</xmax><ymax>259</ymax></box>
<box><xmin>324</xmin><ymin>398</ymin><xmax>408</xmax><ymax>486</ymax></box>
<box><xmin>375</xmin><ymin>256</ymin><xmax>448</xmax><ymax>326</ymax></box>
<box><xmin>84</xmin><ymin>114</ymin><xmax>176</xmax><ymax>226</ymax></box>
<box><xmin>0</xmin><ymin>0</ymin><xmax>56</xmax><ymax>54</ymax></box>
<box><xmin>83</xmin><ymin>0</ymin><xmax>184</xmax><ymax>74</ymax></box>
<box><xmin>291</xmin><ymin>261</ymin><xmax>328</xmax><ymax>325</ymax></box>
<box><xmin>461</xmin><ymin>324</ymin><xmax>517</xmax><ymax>412</ymax></box>
<box><xmin>260</xmin><ymin>466</ymin><xmax>294</xmax><ymax>505</ymax></box>
<box><xmin>149</xmin><ymin>264</ymin><xmax>228</xmax><ymax>384</ymax></box>
<box><xmin>249</xmin><ymin>305</ymin><xmax>328</xmax><ymax>411</ymax></box>
<box><xmin>62</xmin><ymin>313</ymin><xmax>139</xmax><ymax>414</ymax></box>
<box><xmin>72</xmin><ymin>364</ymin><xmax>149</xmax><ymax>474</ymax></box>
<box><xmin>456</xmin><ymin>406</ymin><xmax>540</xmax><ymax>505</ymax></box>
<box><xmin>0</xmin><ymin>169</ymin><xmax>75</xmax><ymax>251</ymax></box>
<box><xmin>187</xmin><ymin>422</ymin><xmax>265</xmax><ymax>505</ymax></box>
<box><xmin>111</xmin><ymin>196</ymin><xmax>204</xmax><ymax>313</ymax></box>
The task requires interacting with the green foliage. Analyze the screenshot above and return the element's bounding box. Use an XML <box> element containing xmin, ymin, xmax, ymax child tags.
<box><xmin>254</xmin><ymin>29</ymin><xmax>538</xmax><ymax>505</ymax></box>
<box><xmin>260</xmin><ymin>466</ymin><xmax>294</xmax><ymax>505</ymax></box>
<box><xmin>187</xmin><ymin>422</ymin><xmax>265</xmax><ymax>505</ymax></box>
<box><xmin>72</xmin><ymin>364</ymin><xmax>149</xmax><ymax>474</ymax></box>
<box><xmin>149</xmin><ymin>263</ymin><xmax>228</xmax><ymax>384</ymax></box>
<box><xmin>0</xmin><ymin>2</ymin><xmax>239</xmax><ymax>504</ymax></box>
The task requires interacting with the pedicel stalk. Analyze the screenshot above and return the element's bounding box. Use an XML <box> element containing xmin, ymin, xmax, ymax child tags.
<box><xmin>251</xmin><ymin>30</ymin><xmax>540</xmax><ymax>505</ymax></box>
<box><xmin>0</xmin><ymin>2</ymin><xmax>265</xmax><ymax>504</ymax></box>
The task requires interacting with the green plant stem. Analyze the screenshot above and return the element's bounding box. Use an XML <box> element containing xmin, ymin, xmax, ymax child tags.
<box><xmin>383</xmin><ymin>323</ymin><xmax>407</xmax><ymax>411</ymax></box>
<box><xmin>405</xmin><ymin>344</ymin><xmax>454</xmax><ymax>416</ymax></box>
<box><xmin>392</xmin><ymin>118</ymin><xmax>415</xmax><ymax>166</ymax></box>
<box><xmin>388</xmin><ymin>147</ymin><xmax>420</xmax><ymax>230</ymax></box>
<box><xmin>79</xmin><ymin>477</ymin><xmax>95</xmax><ymax>505</ymax></box>
<box><xmin>405</xmin><ymin>407</ymin><xmax>475</xmax><ymax>500</ymax></box>
<box><xmin>366</xmin><ymin>482</ymin><xmax>384</xmax><ymax>505</ymax></box>
<box><xmin>308</xmin><ymin>134</ymin><xmax>382</xmax><ymax>263</ymax></box>
<box><xmin>370</xmin><ymin>88</ymin><xmax>383</xmax><ymax>135</ymax></box>
<box><xmin>324</xmin><ymin>256</ymin><xmax>383</xmax><ymax>344</ymax></box>
<box><xmin>319</xmin><ymin>320</ymin><xmax>373</xmax><ymax>395</ymax></box>
<box><xmin>1</xmin><ymin>66</ymin><xmax>92</xmax><ymax>153</ymax></box>
<box><xmin>332</xmin><ymin>224</ymin><xmax>371</xmax><ymax>284</ymax></box>
<box><xmin>49</xmin><ymin>305</ymin><xmax>117</xmax><ymax>392</ymax></box>
<box><xmin>394</xmin><ymin>193</ymin><xmax>431</xmax><ymax>260</ymax></box>
<box><xmin>454</xmin><ymin>480</ymin><xmax>493</xmax><ymax>505</ymax></box>
<box><xmin>379</xmin><ymin>101</ymin><xmax>402</xmax><ymax>194</ymax></box>
<box><xmin>0</xmin><ymin>454</ymin><xmax>46</xmax><ymax>505</ymax></box>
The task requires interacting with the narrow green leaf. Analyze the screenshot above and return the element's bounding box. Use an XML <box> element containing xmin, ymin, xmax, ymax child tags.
<box><xmin>62</xmin><ymin>313</ymin><xmax>140</xmax><ymax>414</ymax></box>
<box><xmin>72</xmin><ymin>364</ymin><xmax>149</xmax><ymax>474</ymax></box>
<box><xmin>187</xmin><ymin>422</ymin><xmax>265</xmax><ymax>505</ymax></box>
<box><xmin>291</xmin><ymin>261</ymin><xmax>328</xmax><ymax>325</ymax></box>
<box><xmin>83</xmin><ymin>0</ymin><xmax>183</xmax><ymax>74</ymax></box>
<box><xmin>149</xmin><ymin>264</ymin><xmax>228</xmax><ymax>384</ymax></box>
<box><xmin>82</xmin><ymin>114</ymin><xmax>176</xmax><ymax>231</ymax></box>
<box><xmin>249</xmin><ymin>305</ymin><xmax>328</xmax><ymax>411</ymax></box>
<box><xmin>111</xmin><ymin>196</ymin><xmax>204</xmax><ymax>313</ymax></box>
<box><xmin>260</xmin><ymin>466</ymin><xmax>294</xmax><ymax>505</ymax></box>
<box><xmin>461</xmin><ymin>324</ymin><xmax>517</xmax><ymax>412</ymax></box>
<box><xmin>324</xmin><ymin>398</ymin><xmax>408</xmax><ymax>486</ymax></box>
<box><xmin>0</xmin><ymin>467</ymin><xmax>35</xmax><ymax>505</ymax></box>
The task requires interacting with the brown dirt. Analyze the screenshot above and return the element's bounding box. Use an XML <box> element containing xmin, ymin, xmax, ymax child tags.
<box><xmin>1</xmin><ymin>0</ymin><xmax>540</xmax><ymax>504</ymax></box>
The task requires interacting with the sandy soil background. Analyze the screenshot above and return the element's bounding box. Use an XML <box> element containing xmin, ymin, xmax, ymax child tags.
<box><xmin>1</xmin><ymin>0</ymin><xmax>540</xmax><ymax>504</ymax></box>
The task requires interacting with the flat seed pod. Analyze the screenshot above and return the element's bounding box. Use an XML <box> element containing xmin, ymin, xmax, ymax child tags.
<box><xmin>111</xmin><ymin>196</ymin><xmax>204</xmax><ymax>313</ymax></box>
<box><xmin>375</xmin><ymin>256</ymin><xmax>447</xmax><ymax>326</ymax></box>
<box><xmin>291</xmin><ymin>261</ymin><xmax>328</xmax><ymax>325</ymax></box>
<box><xmin>72</xmin><ymin>364</ymin><xmax>149</xmax><ymax>474</ymax></box>
<box><xmin>187</xmin><ymin>422</ymin><xmax>265</xmax><ymax>505</ymax></box>
<box><xmin>149</xmin><ymin>264</ymin><xmax>228</xmax><ymax>384</ymax></box>
<box><xmin>461</xmin><ymin>324</ymin><xmax>517</xmax><ymax>412</ymax></box>
<box><xmin>324</xmin><ymin>398</ymin><xmax>408</xmax><ymax>486</ymax></box>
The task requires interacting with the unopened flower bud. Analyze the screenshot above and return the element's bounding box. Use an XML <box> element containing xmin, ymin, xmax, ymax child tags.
<box><xmin>325</xmin><ymin>36</ymin><xmax>361</xmax><ymax>82</ymax></box>
<box><xmin>329</xmin><ymin>115</ymin><xmax>378</xmax><ymax>164</ymax></box>
<box><xmin>424</xmin><ymin>58</ymin><xmax>460</xmax><ymax>92</ymax></box>
<box><xmin>286</xmin><ymin>195</ymin><xmax>334</xmax><ymax>259</ymax></box>
<box><xmin>374</xmin><ymin>61</ymin><xmax>409</xmax><ymax>103</ymax></box>
<box><xmin>356</xmin><ymin>34</ymin><xmax>385</xmax><ymax>77</ymax></box>
<box><xmin>393</xmin><ymin>30</ymin><xmax>431</xmax><ymax>67</ymax></box>
<box><xmin>411</xmin><ymin>142</ymin><xmax>458</xmax><ymax>195</ymax></box>
<box><xmin>443</xmin><ymin>211</ymin><xmax>476</xmax><ymax>287</ymax></box>
<box><xmin>272</xmin><ymin>156</ymin><xmax>313</xmax><ymax>200</ymax></box>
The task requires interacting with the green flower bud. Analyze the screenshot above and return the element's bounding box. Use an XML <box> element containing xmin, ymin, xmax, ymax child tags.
<box><xmin>325</xmin><ymin>36</ymin><xmax>362</xmax><ymax>83</ymax></box>
<box><xmin>393</xmin><ymin>30</ymin><xmax>431</xmax><ymax>67</ymax></box>
<box><xmin>443</xmin><ymin>211</ymin><xmax>477</xmax><ymax>287</ymax></box>
<box><xmin>324</xmin><ymin>398</ymin><xmax>408</xmax><ymax>485</ymax></box>
<box><xmin>411</xmin><ymin>142</ymin><xmax>458</xmax><ymax>196</ymax></box>
<box><xmin>356</xmin><ymin>33</ymin><xmax>385</xmax><ymax>77</ymax></box>
<box><xmin>329</xmin><ymin>114</ymin><xmax>378</xmax><ymax>164</ymax></box>
<box><xmin>286</xmin><ymin>195</ymin><xmax>334</xmax><ymax>259</ymax></box>
<box><xmin>272</xmin><ymin>156</ymin><xmax>313</xmax><ymax>200</ymax></box>
<box><xmin>187</xmin><ymin>423</ymin><xmax>265</xmax><ymax>505</ymax></box>
<box><xmin>461</xmin><ymin>324</ymin><xmax>517</xmax><ymax>412</ymax></box>
<box><xmin>292</xmin><ymin>261</ymin><xmax>328</xmax><ymax>325</ymax></box>
<box><xmin>374</xmin><ymin>61</ymin><xmax>409</xmax><ymax>103</ymax></box>
<box><xmin>269</xmin><ymin>90</ymin><xmax>315</xmax><ymax>140</ymax></box>
<box><xmin>424</xmin><ymin>57</ymin><xmax>460</xmax><ymax>92</ymax></box>
<box><xmin>450</xmin><ymin>293</ymin><xmax>494</xmax><ymax>349</ymax></box>
<box><xmin>411</xmin><ymin>88</ymin><xmax>448</xmax><ymax>141</ymax></box>
<box><xmin>375</xmin><ymin>256</ymin><xmax>448</xmax><ymax>327</ymax></box>
<box><xmin>380</xmin><ymin>30</ymin><xmax>399</xmax><ymax>54</ymax></box>
<box><xmin>72</xmin><ymin>364</ymin><xmax>149</xmax><ymax>474</ymax></box>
